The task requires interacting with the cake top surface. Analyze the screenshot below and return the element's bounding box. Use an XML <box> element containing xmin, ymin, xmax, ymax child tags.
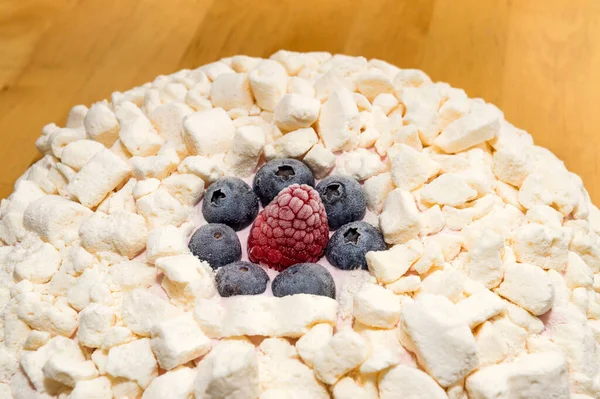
<box><xmin>0</xmin><ymin>50</ymin><xmax>599</xmax><ymax>399</ymax></box>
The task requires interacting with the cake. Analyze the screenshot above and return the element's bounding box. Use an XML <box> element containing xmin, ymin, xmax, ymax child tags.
<box><xmin>0</xmin><ymin>50</ymin><xmax>599</xmax><ymax>399</ymax></box>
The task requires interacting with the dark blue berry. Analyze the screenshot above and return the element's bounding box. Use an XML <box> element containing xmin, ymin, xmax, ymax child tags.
<box><xmin>326</xmin><ymin>221</ymin><xmax>386</xmax><ymax>270</ymax></box>
<box><xmin>215</xmin><ymin>261</ymin><xmax>269</xmax><ymax>297</ymax></box>
<box><xmin>271</xmin><ymin>263</ymin><xmax>335</xmax><ymax>298</ymax></box>
<box><xmin>202</xmin><ymin>177</ymin><xmax>259</xmax><ymax>231</ymax></box>
<box><xmin>188</xmin><ymin>223</ymin><xmax>242</xmax><ymax>269</ymax></box>
<box><xmin>316</xmin><ymin>175</ymin><xmax>366</xmax><ymax>230</ymax></box>
<box><xmin>253</xmin><ymin>159</ymin><xmax>315</xmax><ymax>207</ymax></box>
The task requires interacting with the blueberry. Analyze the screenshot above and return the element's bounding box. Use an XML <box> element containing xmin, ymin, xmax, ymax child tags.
<box><xmin>325</xmin><ymin>221</ymin><xmax>386</xmax><ymax>270</ymax></box>
<box><xmin>253</xmin><ymin>159</ymin><xmax>315</xmax><ymax>207</ymax></box>
<box><xmin>188</xmin><ymin>223</ymin><xmax>242</xmax><ymax>269</ymax></box>
<box><xmin>316</xmin><ymin>175</ymin><xmax>366</xmax><ymax>230</ymax></box>
<box><xmin>271</xmin><ymin>263</ymin><xmax>335</xmax><ymax>298</ymax></box>
<box><xmin>202</xmin><ymin>177</ymin><xmax>259</xmax><ymax>231</ymax></box>
<box><xmin>215</xmin><ymin>261</ymin><xmax>270</xmax><ymax>297</ymax></box>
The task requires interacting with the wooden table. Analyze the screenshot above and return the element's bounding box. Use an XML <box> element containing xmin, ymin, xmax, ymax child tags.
<box><xmin>1</xmin><ymin>0</ymin><xmax>599</xmax><ymax>202</ymax></box>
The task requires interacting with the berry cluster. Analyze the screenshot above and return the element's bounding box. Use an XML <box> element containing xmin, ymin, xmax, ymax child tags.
<box><xmin>187</xmin><ymin>158</ymin><xmax>387</xmax><ymax>298</ymax></box>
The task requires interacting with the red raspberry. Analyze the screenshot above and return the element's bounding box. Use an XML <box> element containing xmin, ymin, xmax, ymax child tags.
<box><xmin>248</xmin><ymin>184</ymin><xmax>329</xmax><ymax>271</ymax></box>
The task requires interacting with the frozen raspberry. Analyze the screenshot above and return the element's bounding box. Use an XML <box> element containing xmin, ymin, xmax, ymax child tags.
<box><xmin>247</xmin><ymin>184</ymin><xmax>329</xmax><ymax>271</ymax></box>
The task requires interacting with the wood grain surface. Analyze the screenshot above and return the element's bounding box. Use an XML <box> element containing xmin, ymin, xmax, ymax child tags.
<box><xmin>1</xmin><ymin>0</ymin><xmax>599</xmax><ymax>201</ymax></box>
